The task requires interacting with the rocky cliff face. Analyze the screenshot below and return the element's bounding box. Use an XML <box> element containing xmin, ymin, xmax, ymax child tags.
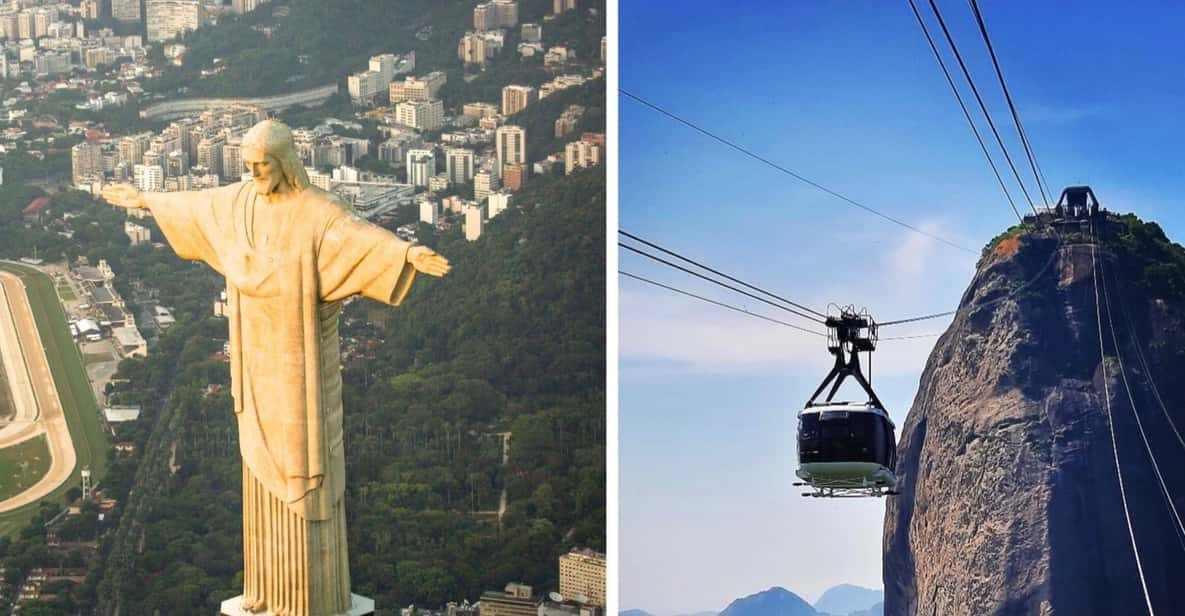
<box><xmin>883</xmin><ymin>216</ymin><xmax>1185</xmax><ymax>615</ymax></box>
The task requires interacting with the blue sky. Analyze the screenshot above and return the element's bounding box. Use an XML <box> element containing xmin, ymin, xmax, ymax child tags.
<box><xmin>618</xmin><ymin>1</ymin><xmax>1185</xmax><ymax>613</ymax></box>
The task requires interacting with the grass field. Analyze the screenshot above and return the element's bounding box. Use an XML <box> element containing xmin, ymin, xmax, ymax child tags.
<box><xmin>0</xmin><ymin>263</ymin><xmax>109</xmax><ymax>537</ymax></box>
<box><xmin>0</xmin><ymin>435</ymin><xmax>50</xmax><ymax>501</ymax></box>
<box><xmin>55</xmin><ymin>283</ymin><xmax>76</xmax><ymax>302</ymax></box>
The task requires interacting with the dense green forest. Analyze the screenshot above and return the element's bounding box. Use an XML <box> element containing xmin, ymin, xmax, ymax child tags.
<box><xmin>148</xmin><ymin>0</ymin><xmax>606</xmax><ymax>102</ymax></box>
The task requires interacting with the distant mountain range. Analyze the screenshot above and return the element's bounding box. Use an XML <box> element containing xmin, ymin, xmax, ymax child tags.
<box><xmin>814</xmin><ymin>585</ymin><xmax>884</xmax><ymax>615</ymax></box>
<box><xmin>623</xmin><ymin>584</ymin><xmax>883</xmax><ymax>616</ymax></box>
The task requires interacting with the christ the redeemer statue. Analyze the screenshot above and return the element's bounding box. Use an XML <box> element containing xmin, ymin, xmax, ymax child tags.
<box><xmin>102</xmin><ymin>120</ymin><xmax>450</xmax><ymax>616</ymax></box>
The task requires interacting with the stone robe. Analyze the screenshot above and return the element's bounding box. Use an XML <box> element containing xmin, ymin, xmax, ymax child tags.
<box><xmin>147</xmin><ymin>181</ymin><xmax>415</xmax><ymax>615</ymax></box>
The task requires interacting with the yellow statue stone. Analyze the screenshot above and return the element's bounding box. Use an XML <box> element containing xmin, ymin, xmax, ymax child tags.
<box><xmin>101</xmin><ymin>120</ymin><xmax>450</xmax><ymax>616</ymax></box>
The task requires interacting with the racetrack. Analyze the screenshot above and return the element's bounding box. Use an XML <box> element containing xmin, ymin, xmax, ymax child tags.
<box><xmin>0</xmin><ymin>271</ymin><xmax>76</xmax><ymax>512</ymax></box>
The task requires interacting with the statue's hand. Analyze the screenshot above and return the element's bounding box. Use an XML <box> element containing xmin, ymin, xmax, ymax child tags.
<box><xmin>101</xmin><ymin>184</ymin><xmax>146</xmax><ymax>210</ymax></box>
<box><xmin>408</xmin><ymin>245</ymin><xmax>451</xmax><ymax>277</ymax></box>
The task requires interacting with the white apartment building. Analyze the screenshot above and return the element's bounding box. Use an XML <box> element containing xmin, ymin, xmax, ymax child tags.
<box><xmin>395</xmin><ymin>99</ymin><xmax>444</xmax><ymax>131</ymax></box>
<box><xmin>495</xmin><ymin>125</ymin><xmax>527</xmax><ymax>170</ymax></box>
<box><xmin>405</xmin><ymin>148</ymin><xmax>436</xmax><ymax>188</ymax></box>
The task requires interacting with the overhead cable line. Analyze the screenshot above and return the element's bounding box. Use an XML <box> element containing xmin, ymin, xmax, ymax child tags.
<box><xmin>880</xmin><ymin>309</ymin><xmax>957</xmax><ymax>327</ymax></box>
<box><xmin>925</xmin><ymin>0</ymin><xmax>1040</xmax><ymax>215</ymax></box>
<box><xmin>619</xmin><ymin>88</ymin><xmax>978</xmax><ymax>255</ymax></box>
<box><xmin>619</xmin><ymin>230</ymin><xmax>827</xmax><ymax>319</ymax></box>
<box><xmin>620</xmin><ymin>271</ymin><xmax>825</xmax><ymax>337</ymax></box>
<box><xmin>1100</xmin><ymin>261</ymin><xmax>1185</xmax><ymax>548</ymax></box>
<box><xmin>619</xmin><ymin>242</ymin><xmax>825</xmax><ymax>324</ymax></box>
<box><xmin>905</xmin><ymin>0</ymin><xmax>1022</xmax><ymax>221</ymax></box>
<box><xmin>1110</xmin><ymin>273</ymin><xmax>1185</xmax><ymax>452</ymax></box>
<box><xmin>968</xmin><ymin>0</ymin><xmax>1053</xmax><ymax>206</ymax></box>
<box><xmin>1089</xmin><ymin>222</ymin><xmax>1156</xmax><ymax>615</ymax></box>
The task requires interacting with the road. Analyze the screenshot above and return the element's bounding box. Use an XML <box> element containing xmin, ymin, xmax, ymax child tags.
<box><xmin>0</xmin><ymin>271</ymin><xmax>76</xmax><ymax>512</ymax></box>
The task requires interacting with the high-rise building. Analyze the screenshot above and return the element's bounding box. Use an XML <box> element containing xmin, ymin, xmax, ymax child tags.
<box><xmin>1</xmin><ymin>15</ymin><xmax>19</xmax><ymax>40</ymax></box>
<box><xmin>553</xmin><ymin>0</ymin><xmax>577</xmax><ymax>14</ymax></box>
<box><xmin>501</xmin><ymin>85</ymin><xmax>537</xmax><ymax>116</ymax></box>
<box><xmin>395</xmin><ymin>99</ymin><xmax>444</xmax><ymax>131</ymax></box>
<box><xmin>474</xmin><ymin>0</ymin><xmax>517</xmax><ymax>30</ymax></box>
<box><xmin>133</xmin><ymin>164</ymin><xmax>163</xmax><ymax>192</ymax></box>
<box><xmin>347</xmin><ymin>71</ymin><xmax>382</xmax><ymax>104</ymax></box>
<box><xmin>221</xmin><ymin>142</ymin><xmax>242</xmax><ymax>180</ymax></box>
<box><xmin>446</xmin><ymin>148</ymin><xmax>475</xmax><ymax>185</ymax></box>
<box><xmin>112</xmin><ymin>0</ymin><xmax>142</xmax><ymax>22</ymax></box>
<box><xmin>72</xmin><ymin>142</ymin><xmax>103</xmax><ymax>187</ymax></box>
<box><xmin>197</xmin><ymin>137</ymin><xmax>224</xmax><ymax>177</ymax></box>
<box><xmin>458</xmin><ymin>31</ymin><xmax>504</xmax><ymax>65</ymax></box>
<box><xmin>146</xmin><ymin>0</ymin><xmax>205</xmax><ymax>42</ymax></box>
<box><xmin>17</xmin><ymin>12</ymin><xmax>33</xmax><ymax>39</ymax></box>
<box><xmin>495</xmin><ymin>125</ymin><xmax>527</xmax><ymax>170</ymax></box>
<box><xmin>474</xmin><ymin>170</ymin><xmax>500</xmax><ymax>203</ymax></box>
<box><xmin>33</xmin><ymin>9</ymin><xmax>51</xmax><ymax>38</ymax></box>
<box><xmin>369</xmin><ymin>53</ymin><xmax>397</xmax><ymax>84</ymax></box>
<box><xmin>464</xmin><ymin>205</ymin><xmax>484</xmax><ymax>242</ymax></box>
<box><xmin>405</xmin><ymin>149</ymin><xmax>436</xmax><ymax>188</ymax></box>
<box><xmin>419</xmin><ymin>199</ymin><xmax>439</xmax><ymax>225</ymax></box>
<box><xmin>558</xmin><ymin>549</ymin><xmax>606</xmax><ymax>606</ymax></box>
<box><xmin>81</xmin><ymin>1</ymin><xmax>100</xmax><ymax>20</ymax></box>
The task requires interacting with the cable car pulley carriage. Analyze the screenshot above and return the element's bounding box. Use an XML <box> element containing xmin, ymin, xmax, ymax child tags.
<box><xmin>795</xmin><ymin>306</ymin><xmax>899</xmax><ymax>498</ymax></box>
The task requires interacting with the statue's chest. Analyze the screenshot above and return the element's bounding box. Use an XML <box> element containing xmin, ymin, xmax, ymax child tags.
<box><xmin>227</xmin><ymin>197</ymin><xmax>313</xmax><ymax>297</ymax></box>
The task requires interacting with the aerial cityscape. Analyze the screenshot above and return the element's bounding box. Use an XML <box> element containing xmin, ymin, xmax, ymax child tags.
<box><xmin>0</xmin><ymin>0</ymin><xmax>606</xmax><ymax>614</ymax></box>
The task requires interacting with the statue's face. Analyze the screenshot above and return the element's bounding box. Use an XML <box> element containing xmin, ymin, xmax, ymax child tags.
<box><xmin>244</xmin><ymin>151</ymin><xmax>283</xmax><ymax>196</ymax></box>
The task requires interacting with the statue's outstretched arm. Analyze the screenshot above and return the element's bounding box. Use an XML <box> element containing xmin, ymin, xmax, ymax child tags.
<box><xmin>100</xmin><ymin>183</ymin><xmax>212</xmax><ymax>213</ymax></box>
<box><xmin>101</xmin><ymin>183</ymin><xmax>227</xmax><ymax>272</ymax></box>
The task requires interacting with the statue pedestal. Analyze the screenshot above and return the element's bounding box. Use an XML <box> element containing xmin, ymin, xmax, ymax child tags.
<box><xmin>220</xmin><ymin>594</ymin><xmax>375</xmax><ymax>616</ymax></box>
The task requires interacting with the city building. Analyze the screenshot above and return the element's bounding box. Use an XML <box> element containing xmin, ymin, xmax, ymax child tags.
<box><xmin>474</xmin><ymin>169</ymin><xmax>500</xmax><ymax>203</ymax></box>
<box><xmin>405</xmin><ymin>148</ymin><xmax>436</xmax><ymax>188</ymax></box>
<box><xmin>462</xmin><ymin>102</ymin><xmax>500</xmax><ymax>119</ymax></box>
<box><xmin>146</xmin><ymin>0</ymin><xmax>205</xmax><ymax>43</ymax></box>
<box><xmin>496</xmin><ymin>125</ymin><xmax>527</xmax><ymax>170</ymax></box>
<box><xmin>522</xmin><ymin>22</ymin><xmax>542</xmax><ymax>43</ymax></box>
<box><xmin>72</xmin><ymin>142</ymin><xmax>103</xmax><ymax>187</ymax></box>
<box><xmin>553</xmin><ymin>0</ymin><xmax>577</xmax><ymax>14</ymax></box>
<box><xmin>555</xmin><ymin>105</ymin><xmax>585</xmax><ymax>138</ymax></box>
<box><xmin>479</xmin><ymin>583</ymin><xmax>538</xmax><ymax>616</ymax></box>
<box><xmin>133</xmin><ymin>164</ymin><xmax>163</xmax><ymax>192</ymax></box>
<box><xmin>394</xmin><ymin>99</ymin><xmax>444</xmax><ymax>131</ymax></box>
<box><xmin>419</xmin><ymin>199</ymin><xmax>439</xmax><ymax>225</ymax></box>
<box><xmin>488</xmin><ymin>191</ymin><xmax>512</xmax><ymax>218</ymax></box>
<box><xmin>501</xmin><ymin>84</ymin><xmax>538</xmax><ymax>116</ymax></box>
<box><xmin>559</xmin><ymin>548</ymin><xmax>606</xmax><ymax>607</ymax></box>
<box><xmin>125</xmin><ymin>221</ymin><xmax>151</xmax><ymax>246</ymax></box>
<box><xmin>502</xmin><ymin>163</ymin><xmax>526</xmax><ymax>191</ymax></box>
<box><xmin>458</xmin><ymin>30</ymin><xmax>505</xmax><ymax>65</ymax></box>
<box><xmin>464</xmin><ymin>205</ymin><xmax>484</xmax><ymax>242</ymax></box>
<box><xmin>389</xmin><ymin>71</ymin><xmax>447</xmax><ymax>103</ymax></box>
<box><xmin>474</xmin><ymin>0</ymin><xmax>518</xmax><ymax>31</ymax></box>
<box><xmin>565</xmin><ymin>133</ymin><xmax>604</xmax><ymax>175</ymax></box>
<box><xmin>446</xmin><ymin>147</ymin><xmax>475</xmax><ymax>185</ymax></box>
<box><xmin>113</xmin><ymin>0</ymin><xmax>143</xmax><ymax>22</ymax></box>
<box><xmin>81</xmin><ymin>0</ymin><xmax>101</xmax><ymax>19</ymax></box>
<box><xmin>347</xmin><ymin>71</ymin><xmax>382</xmax><ymax>104</ymax></box>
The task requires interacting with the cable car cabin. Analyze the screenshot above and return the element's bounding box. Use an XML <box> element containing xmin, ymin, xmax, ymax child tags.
<box><xmin>796</xmin><ymin>402</ymin><xmax>897</xmax><ymax>497</ymax></box>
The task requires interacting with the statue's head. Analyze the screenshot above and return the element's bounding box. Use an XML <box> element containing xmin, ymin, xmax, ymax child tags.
<box><xmin>242</xmin><ymin>119</ymin><xmax>310</xmax><ymax>196</ymax></box>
